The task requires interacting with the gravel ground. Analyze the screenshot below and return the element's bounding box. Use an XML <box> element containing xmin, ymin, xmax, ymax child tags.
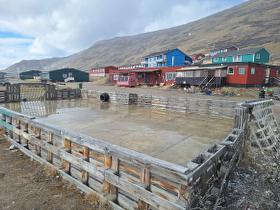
<box><xmin>0</xmin><ymin>139</ymin><xmax>110</xmax><ymax>210</ymax></box>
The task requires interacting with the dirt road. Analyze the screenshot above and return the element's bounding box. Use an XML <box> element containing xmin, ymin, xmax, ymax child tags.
<box><xmin>0</xmin><ymin>139</ymin><xmax>109</xmax><ymax>210</ymax></box>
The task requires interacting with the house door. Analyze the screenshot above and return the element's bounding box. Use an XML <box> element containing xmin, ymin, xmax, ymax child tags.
<box><xmin>145</xmin><ymin>73</ymin><xmax>151</xmax><ymax>85</ymax></box>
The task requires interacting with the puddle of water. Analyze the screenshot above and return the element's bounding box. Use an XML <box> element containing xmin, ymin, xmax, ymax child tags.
<box><xmin>3</xmin><ymin>99</ymin><xmax>233</xmax><ymax>165</ymax></box>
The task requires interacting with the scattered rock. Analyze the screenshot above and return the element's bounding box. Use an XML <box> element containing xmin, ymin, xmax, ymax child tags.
<box><xmin>0</xmin><ymin>173</ymin><xmax>5</xmax><ymax>179</ymax></box>
<box><xmin>9</xmin><ymin>145</ymin><xmax>17</xmax><ymax>150</ymax></box>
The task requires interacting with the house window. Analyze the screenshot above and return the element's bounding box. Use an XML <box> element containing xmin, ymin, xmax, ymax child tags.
<box><xmin>250</xmin><ymin>67</ymin><xmax>256</xmax><ymax>75</ymax></box>
<box><xmin>227</xmin><ymin>68</ymin><xmax>234</xmax><ymax>75</ymax></box>
<box><xmin>256</xmin><ymin>53</ymin><xmax>261</xmax><ymax>59</ymax></box>
<box><xmin>233</xmin><ymin>55</ymin><xmax>242</xmax><ymax>62</ymax></box>
<box><xmin>238</xmin><ymin>67</ymin><xmax>246</xmax><ymax>75</ymax></box>
<box><xmin>113</xmin><ymin>74</ymin><xmax>119</xmax><ymax>81</ymax></box>
<box><xmin>222</xmin><ymin>57</ymin><xmax>227</xmax><ymax>62</ymax></box>
<box><xmin>166</xmin><ymin>72</ymin><xmax>177</xmax><ymax>81</ymax></box>
<box><xmin>138</xmin><ymin>73</ymin><xmax>144</xmax><ymax>79</ymax></box>
<box><xmin>157</xmin><ymin>55</ymin><xmax>162</xmax><ymax>60</ymax></box>
<box><xmin>213</xmin><ymin>57</ymin><xmax>219</xmax><ymax>62</ymax></box>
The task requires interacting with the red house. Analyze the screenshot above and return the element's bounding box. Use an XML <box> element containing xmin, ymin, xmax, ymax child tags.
<box><xmin>89</xmin><ymin>66</ymin><xmax>117</xmax><ymax>81</ymax></box>
<box><xmin>226</xmin><ymin>62</ymin><xmax>279</xmax><ymax>87</ymax></box>
<box><xmin>108</xmin><ymin>65</ymin><xmax>180</xmax><ymax>86</ymax></box>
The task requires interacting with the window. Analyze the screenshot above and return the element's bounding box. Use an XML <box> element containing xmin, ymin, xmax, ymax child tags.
<box><xmin>213</xmin><ymin>57</ymin><xmax>219</xmax><ymax>62</ymax></box>
<box><xmin>238</xmin><ymin>68</ymin><xmax>246</xmax><ymax>75</ymax></box>
<box><xmin>222</xmin><ymin>57</ymin><xmax>227</xmax><ymax>62</ymax></box>
<box><xmin>233</xmin><ymin>55</ymin><xmax>242</xmax><ymax>62</ymax></box>
<box><xmin>138</xmin><ymin>73</ymin><xmax>144</xmax><ymax>79</ymax></box>
<box><xmin>256</xmin><ymin>53</ymin><xmax>261</xmax><ymax>59</ymax></box>
<box><xmin>250</xmin><ymin>67</ymin><xmax>256</xmax><ymax>75</ymax></box>
<box><xmin>166</xmin><ymin>72</ymin><xmax>177</xmax><ymax>81</ymax></box>
<box><xmin>157</xmin><ymin>62</ymin><xmax>163</xmax><ymax>67</ymax></box>
<box><xmin>157</xmin><ymin>55</ymin><xmax>162</xmax><ymax>60</ymax></box>
<box><xmin>113</xmin><ymin>74</ymin><xmax>119</xmax><ymax>81</ymax></box>
<box><xmin>227</xmin><ymin>68</ymin><xmax>234</xmax><ymax>75</ymax></box>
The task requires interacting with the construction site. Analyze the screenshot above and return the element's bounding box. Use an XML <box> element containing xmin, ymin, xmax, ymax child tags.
<box><xmin>0</xmin><ymin>82</ymin><xmax>279</xmax><ymax>210</ymax></box>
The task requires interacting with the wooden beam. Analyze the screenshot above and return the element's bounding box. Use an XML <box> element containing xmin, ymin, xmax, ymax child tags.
<box><xmin>62</xmin><ymin>138</ymin><xmax>72</xmax><ymax>174</ymax></box>
<box><xmin>81</xmin><ymin>146</ymin><xmax>89</xmax><ymax>185</ymax></box>
<box><xmin>47</xmin><ymin>132</ymin><xmax>54</xmax><ymax>163</ymax></box>
<box><xmin>103</xmin><ymin>152</ymin><xmax>112</xmax><ymax>194</ymax></box>
<box><xmin>138</xmin><ymin>166</ymin><xmax>150</xmax><ymax>210</ymax></box>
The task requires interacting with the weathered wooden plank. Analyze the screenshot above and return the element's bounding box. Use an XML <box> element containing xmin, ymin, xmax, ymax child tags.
<box><xmin>105</xmin><ymin>170</ymin><xmax>185</xmax><ymax>210</ymax></box>
<box><xmin>60</xmin><ymin>150</ymin><xmax>104</xmax><ymax>181</ymax></box>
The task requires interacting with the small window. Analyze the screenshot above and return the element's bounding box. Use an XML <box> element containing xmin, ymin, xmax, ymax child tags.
<box><xmin>213</xmin><ymin>57</ymin><xmax>219</xmax><ymax>62</ymax></box>
<box><xmin>166</xmin><ymin>72</ymin><xmax>177</xmax><ymax>81</ymax></box>
<box><xmin>113</xmin><ymin>74</ymin><xmax>119</xmax><ymax>81</ymax></box>
<box><xmin>234</xmin><ymin>55</ymin><xmax>242</xmax><ymax>62</ymax></box>
<box><xmin>256</xmin><ymin>53</ymin><xmax>261</xmax><ymax>59</ymax></box>
<box><xmin>250</xmin><ymin>67</ymin><xmax>256</xmax><ymax>75</ymax></box>
<box><xmin>222</xmin><ymin>57</ymin><xmax>227</xmax><ymax>62</ymax></box>
<box><xmin>238</xmin><ymin>67</ymin><xmax>246</xmax><ymax>75</ymax></box>
<box><xmin>228</xmin><ymin>68</ymin><xmax>234</xmax><ymax>75</ymax></box>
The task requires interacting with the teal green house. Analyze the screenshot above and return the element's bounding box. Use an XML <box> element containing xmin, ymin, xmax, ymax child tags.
<box><xmin>212</xmin><ymin>47</ymin><xmax>270</xmax><ymax>64</ymax></box>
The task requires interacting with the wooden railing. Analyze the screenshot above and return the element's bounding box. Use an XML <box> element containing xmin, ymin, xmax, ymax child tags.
<box><xmin>0</xmin><ymin>102</ymin><xmax>250</xmax><ymax>209</ymax></box>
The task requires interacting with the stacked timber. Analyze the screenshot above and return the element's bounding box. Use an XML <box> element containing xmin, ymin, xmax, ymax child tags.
<box><xmin>0</xmin><ymin>91</ymin><xmax>5</xmax><ymax>103</ymax></box>
<box><xmin>137</xmin><ymin>94</ymin><xmax>153</xmax><ymax>107</ymax></box>
<box><xmin>56</xmin><ymin>88</ymin><xmax>81</xmax><ymax>100</ymax></box>
<box><xmin>5</xmin><ymin>84</ymin><xmax>20</xmax><ymax>102</ymax></box>
<box><xmin>83</xmin><ymin>89</ymin><xmax>237</xmax><ymax>118</ymax></box>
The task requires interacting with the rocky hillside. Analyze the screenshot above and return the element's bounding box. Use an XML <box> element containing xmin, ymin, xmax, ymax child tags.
<box><xmin>4</xmin><ymin>0</ymin><xmax>280</xmax><ymax>73</ymax></box>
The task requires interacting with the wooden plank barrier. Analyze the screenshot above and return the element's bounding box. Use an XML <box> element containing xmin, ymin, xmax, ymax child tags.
<box><xmin>85</xmin><ymin>90</ymin><xmax>237</xmax><ymax>118</ymax></box>
<box><xmin>0</xmin><ymin>100</ymin><xmax>259</xmax><ymax>209</ymax></box>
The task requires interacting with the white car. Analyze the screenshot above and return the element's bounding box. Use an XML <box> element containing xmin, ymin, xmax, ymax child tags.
<box><xmin>64</xmin><ymin>77</ymin><xmax>75</xmax><ymax>82</ymax></box>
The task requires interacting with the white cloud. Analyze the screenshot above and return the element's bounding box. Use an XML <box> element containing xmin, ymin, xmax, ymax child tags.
<box><xmin>0</xmin><ymin>0</ymin><xmax>245</xmax><ymax>69</ymax></box>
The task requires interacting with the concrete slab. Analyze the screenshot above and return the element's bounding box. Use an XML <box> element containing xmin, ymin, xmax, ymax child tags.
<box><xmin>5</xmin><ymin>99</ymin><xmax>233</xmax><ymax>166</ymax></box>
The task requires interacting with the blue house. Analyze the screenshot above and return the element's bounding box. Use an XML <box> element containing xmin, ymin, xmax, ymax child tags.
<box><xmin>141</xmin><ymin>48</ymin><xmax>192</xmax><ymax>67</ymax></box>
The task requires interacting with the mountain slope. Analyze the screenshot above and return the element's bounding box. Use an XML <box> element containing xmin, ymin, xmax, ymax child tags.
<box><xmin>4</xmin><ymin>0</ymin><xmax>280</xmax><ymax>73</ymax></box>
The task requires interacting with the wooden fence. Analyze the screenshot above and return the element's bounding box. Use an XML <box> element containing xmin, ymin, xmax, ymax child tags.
<box><xmin>0</xmin><ymin>83</ymin><xmax>81</xmax><ymax>103</ymax></box>
<box><xmin>0</xmin><ymin>98</ymin><xmax>253</xmax><ymax>209</ymax></box>
<box><xmin>56</xmin><ymin>88</ymin><xmax>82</xmax><ymax>100</ymax></box>
<box><xmin>84</xmin><ymin>90</ymin><xmax>237</xmax><ymax>118</ymax></box>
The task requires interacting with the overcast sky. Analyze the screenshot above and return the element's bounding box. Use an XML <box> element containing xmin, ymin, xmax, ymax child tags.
<box><xmin>0</xmin><ymin>0</ymin><xmax>246</xmax><ymax>69</ymax></box>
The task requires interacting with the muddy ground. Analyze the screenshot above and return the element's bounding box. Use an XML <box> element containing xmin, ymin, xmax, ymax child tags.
<box><xmin>0</xmin><ymin>139</ymin><xmax>110</xmax><ymax>210</ymax></box>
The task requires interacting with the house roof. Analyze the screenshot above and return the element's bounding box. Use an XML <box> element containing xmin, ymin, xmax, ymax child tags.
<box><xmin>178</xmin><ymin>65</ymin><xmax>227</xmax><ymax>71</ymax></box>
<box><xmin>132</xmin><ymin>69</ymin><xmax>160</xmax><ymax>73</ymax></box>
<box><xmin>213</xmin><ymin>47</ymin><xmax>264</xmax><ymax>58</ymax></box>
<box><xmin>211</xmin><ymin>45</ymin><xmax>238</xmax><ymax>51</ymax></box>
<box><xmin>144</xmin><ymin>48</ymin><xmax>187</xmax><ymax>58</ymax></box>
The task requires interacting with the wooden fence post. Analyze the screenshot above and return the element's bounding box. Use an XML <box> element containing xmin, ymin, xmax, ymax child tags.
<box><xmin>138</xmin><ymin>165</ymin><xmax>151</xmax><ymax>210</ymax></box>
<box><xmin>110</xmin><ymin>156</ymin><xmax>119</xmax><ymax>201</ymax></box>
<box><xmin>103</xmin><ymin>152</ymin><xmax>112</xmax><ymax>194</ymax></box>
<box><xmin>47</xmin><ymin>132</ymin><xmax>53</xmax><ymax>163</ymax></box>
<box><xmin>103</xmin><ymin>151</ymin><xmax>119</xmax><ymax>202</ymax></box>
<box><xmin>62</xmin><ymin>138</ymin><xmax>71</xmax><ymax>174</ymax></box>
<box><xmin>81</xmin><ymin>146</ymin><xmax>89</xmax><ymax>185</ymax></box>
<box><xmin>34</xmin><ymin>127</ymin><xmax>41</xmax><ymax>156</ymax></box>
